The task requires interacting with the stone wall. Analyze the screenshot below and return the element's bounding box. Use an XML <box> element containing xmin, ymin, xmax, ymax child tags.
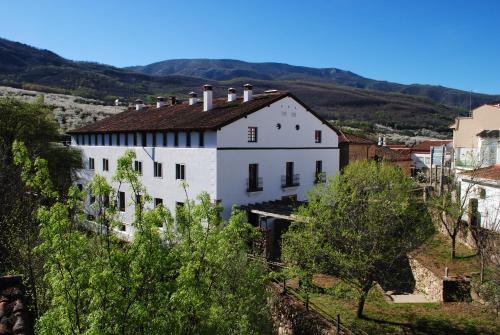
<box><xmin>408</xmin><ymin>257</ymin><xmax>443</xmax><ymax>302</ymax></box>
<box><xmin>268</xmin><ymin>282</ymin><xmax>338</xmax><ymax>335</ymax></box>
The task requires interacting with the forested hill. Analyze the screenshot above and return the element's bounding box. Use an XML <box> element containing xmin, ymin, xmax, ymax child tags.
<box><xmin>1</xmin><ymin>37</ymin><xmax>498</xmax><ymax>132</ymax></box>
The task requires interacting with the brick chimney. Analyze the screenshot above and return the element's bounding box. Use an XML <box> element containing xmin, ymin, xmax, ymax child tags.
<box><xmin>243</xmin><ymin>84</ymin><xmax>253</xmax><ymax>102</ymax></box>
<box><xmin>203</xmin><ymin>85</ymin><xmax>213</xmax><ymax>112</ymax></box>
<box><xmin>135</xmin><ymin>99</ymin><xmax>145</xmax><ymax>111</ymax></box>
<box><xmin>227</xmin><ymin>88</ymin><xmax>237</xmax><ymax>102</ymax></box>
<box><xmin>188</xmin><ymin>92</ymin><xmax>198</xmax><ymax>105</ymax></box>
<box><xmin>169</xmin><ymin>96</ymin><xmax>176</xmax><ymax>106</ymax></box>
<box><xmin>156</xmin><ymin>97</ymin><xmax>165</xmax><ymax>108</ymax></box>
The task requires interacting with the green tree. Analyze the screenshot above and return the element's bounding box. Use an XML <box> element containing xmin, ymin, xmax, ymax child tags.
<box><xmin>283</xmin><ymin>160</ymin><xmax>433</xmax><ymax>318</ymax></box>
<box><xmin>13</xmin><ymin>146</ymin><xmax>269</xmax><ymax>334</ymax></box>
<box><xmin>0</xmin><ymin>97</ymin><xmax>81</xmax><ymax>318</ymax></box>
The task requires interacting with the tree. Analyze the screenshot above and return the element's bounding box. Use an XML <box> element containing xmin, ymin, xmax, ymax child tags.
<box><xmin>0</xmin><ymin>97</ymin><xmax>81</xmax><ymax>318</ymax></box>
<box><xmin>283</xmin><ymin>160</ymin><xmax>433</xmax><ymax>318</ymax></box>
<box><xmin>13</xmin><ymin>145</ymin><xmax>270</xmax><ymax>334</ymax></box>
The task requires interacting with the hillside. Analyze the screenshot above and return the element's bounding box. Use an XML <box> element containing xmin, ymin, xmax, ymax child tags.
<box><xmin>1</xmin><ymin>37</ymin><xmax>496</xmax><ymax>132</ymax></box>
<box><xmin>127</xmin><ymin>59</ymin><xmax>500</xmax><ymax>109</ymax></box>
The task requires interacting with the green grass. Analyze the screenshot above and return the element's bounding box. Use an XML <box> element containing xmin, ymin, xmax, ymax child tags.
<box><xmin>413</xmin><ymin>233</ymin><xmax>480</xmax><ymax>277</ymax></box>
<box><xmin>309</xmin><ymin>282</ymin><xmax>499</xmax><ymax>335</ymax></box>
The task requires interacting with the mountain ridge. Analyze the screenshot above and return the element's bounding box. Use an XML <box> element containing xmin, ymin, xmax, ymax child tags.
<box><xmin>1</xmin><ymin>36</ymin><xmax>498</xmax><ymax>133</ymax></box>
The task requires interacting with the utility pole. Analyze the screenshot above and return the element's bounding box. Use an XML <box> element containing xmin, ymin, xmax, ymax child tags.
<box><xmin>439</xmin><ymin>145</ymin><xmax>445</xmax><ymax>195</ymax></box>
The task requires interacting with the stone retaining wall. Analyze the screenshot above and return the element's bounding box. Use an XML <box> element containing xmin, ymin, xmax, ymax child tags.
<box><xmin>408</xmin><ymin>257</ymin><xmax>443</xmax><ymax>302</ymax></box>
<box><xmin>268</xmin><ymin>282</ymin><xmax>338</xmax><ymax>335</ymax></box>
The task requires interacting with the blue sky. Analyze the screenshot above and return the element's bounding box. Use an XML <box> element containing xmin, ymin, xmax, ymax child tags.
<box><xmin>1</xmin><ymin>0</ymin><xmax>499</xmax><ymax>94</ymax></box>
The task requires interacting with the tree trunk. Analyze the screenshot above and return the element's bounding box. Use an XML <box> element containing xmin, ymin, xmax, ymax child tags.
<box><xmin>480</xmin><ymin>252</ymin><xmax>484</xmax><ymax>284</ymax></box>
<box><xmin>451</xmin><ymin>235</ymin><xmax>457</xmax><ymax>259</ymax></box>
<box><xmin>356</xmin><ymin>289</ymin><xmax>369</xmax><ymax>318</ymax></box>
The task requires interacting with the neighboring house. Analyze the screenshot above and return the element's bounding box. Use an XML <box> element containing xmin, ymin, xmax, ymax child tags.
<box><xmin>338</xmin><ymin>132</ymin><xmax>376</xmax><ymax>169</ymax></box>
<box><xmin>338</xmin><ymin>132</ymin><xmax>412</xmax><ymax>175</ymax></box>
<box><xmin>458</xmin><ymin>164</ymin><xmax>500</xmax><ymax>231</ymax></box>
<box><xmin>450</xmin><ymin>103</ymin><xmax>500</xmax><ymax>169</ymax></box>
<box><xmin>411</xmin><ymin>140</ymin><xmax>452</xmax><ymax>172</ymax></box>
<box><xmin>68</xmin><ymin>85</ymin><xmax>340</xmax><ymax>236</ymax></box>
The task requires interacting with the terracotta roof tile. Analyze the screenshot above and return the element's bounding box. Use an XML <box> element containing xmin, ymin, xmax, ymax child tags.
<box><xmin>67</xmin><ymin>92</ymin><xmax>340</xmax><ymax>135</ymax></box>
<box><xmin>412</xmin><ymin>140</ymin><xmax>452</xmax><ymax>153</ymax></box>
<box><xmin>461</xmin><ymin>165</ymin><xmax>500</xmax><ymax>181</ymax></box>
<box><xmin>338</xmin><ymin>132</ymin><xmax>375</xmax><ymax>144</ymax></box>
<box><xmin>375</xmin><ymin>146</ymin><xmax>411</xmax><ymax>162</ymax></box>
<box><xmin>0</xmin><ymin>276</ymin><xmax>32</xmax><ymax>335</ymax></box>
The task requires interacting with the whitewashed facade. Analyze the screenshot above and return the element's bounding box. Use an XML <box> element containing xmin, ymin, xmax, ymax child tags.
<box><xmin>69</xmin><ymin>87</ymin><xmax>340</xmax><ymax>235</ymax></box>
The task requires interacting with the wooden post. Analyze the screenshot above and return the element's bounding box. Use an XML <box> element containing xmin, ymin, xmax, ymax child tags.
<box><xmin>337</xmin><ymin>314</ymin><xmax>341</xmax><ymax>333</ymax></box>
<box><xmin>439</xmin><ymin>145</ymin><xmax>445</xmax><ymax>195</ymax></box>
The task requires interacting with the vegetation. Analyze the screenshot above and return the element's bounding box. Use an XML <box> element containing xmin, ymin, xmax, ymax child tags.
<box><xmin>12</xmin><ymin>144</ymin><xmax>270</xmax><ymax>334</ymax></box>
<box><xmin>0</xmin><ymin>97</ymin><xmax>81</xmax><ymax>317</ymax></box>
<box><xmin>309</xmin><ymin>278</ymin><xmax>500</xmax><ymax>335</ymax></box>
<box><xmin>282</xmin><ymin>160</ymin><xmax>434</xmax><ymax>318</ymax></box>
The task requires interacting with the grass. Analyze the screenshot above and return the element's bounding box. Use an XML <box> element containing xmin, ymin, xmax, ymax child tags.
<box><xmin>412</xmin><ymin>233</ymin><xmax>479</xmax><ymax>277</ymax></box>
<box><xmin>305</xmin><ymin>278</ymin><xmax>499</xmax><ymax>335</ymax></box>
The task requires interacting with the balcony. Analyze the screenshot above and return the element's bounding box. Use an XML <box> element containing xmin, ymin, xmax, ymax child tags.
<box><xmin>314</xmin><ymin>172</ymin><xmax>326</xmax><ymax>184</ymax></box>
<box><xmin>281</xmin><ymin>174</ymin><xmax>300</xmax><ymax>188</ymax></box>
<box><xmin>246</xmin><ymin>177</ymin><xmax>263</xmax><ymax>192</ymax></box>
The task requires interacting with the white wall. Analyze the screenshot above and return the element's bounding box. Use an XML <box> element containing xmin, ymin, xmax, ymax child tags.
<box><xmin>459</xmin><ymin>177</ymin><xmax>500</xmax><ymax>231</ymax></box>
<box><xmin>74</xmin><ymin>142</ymin><xmax>217</xmax><ymax>234</ymax></box>
<box><xmin>412</xmin><ymin>153</ymin><xmax>431</xmax><ymax>170</ymax></box>
<box><xmin>216</xmin><ymin>96</ymin><xmax>340</xmax><ymax>218</ymax></box>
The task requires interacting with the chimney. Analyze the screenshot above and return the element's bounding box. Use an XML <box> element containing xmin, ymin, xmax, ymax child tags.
<box><xmin>227</xmin><ymin>88</ymin><xmax>237</xmax><ymax>102</ymax></box>
<box><xmin>382</xmin><ymin>137</ymin><xmax>387</xmax><ymax>146</ymax></box>
<box><xmin>188</xmin><ymin>92</ymin><xmax>198</xmax><ymax>105</ymax></box>
<box><xmin>243</xmin><ymin>84</ymin><xmax>253</xmax><ymax>102</ymax></box>
<box><xmin>135</xmin><ymin>99</ymin><xmax>145</xmax><ymax>111</ymax></box>
<box><xmin>169</xmin><ymin>96</ymin><xmax>176</xmax><ymax>106</ymax></box>
<box><xmin>378</xmin><ymin>136</ymin><xmax>382</xmax><ymax>146</ymax></box>
<box><xmin>156</xmin><ymin>96</ymin><xmax>165</xmax><ymax>108</ymax></box>
<box><xmin>203</xmin><ymin>84</ymin><xmax>213</xmax><ymax>112</ymax></box>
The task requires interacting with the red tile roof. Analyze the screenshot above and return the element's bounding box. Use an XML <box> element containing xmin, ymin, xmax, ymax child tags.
<box><xmin>412</xmin><ymin>140</ymin><xmax>452</xmax><ymax>153</ymax></box>
<box><xmin>67</xmin><ymin>92</ymin><xmax>339</xmax><ymax>135</ymax></box>
<box><xmin>338</xmin><ymin>132</ymin><xmax>375</xmax><ymax>144</ymax></box>
<box><xmin>0</xmin><ymin>276</ymin><xmax>32</xmax><ymax>335</ymax></box>
<box><xmin>461</xmin><ymin>165</ymin><xmax>500</xmax><ymax>181</ymax></box>
<box><xmin>375</xmin><ymin>146</ymin><xmax>411</xmax><ymax>162</ymax></box>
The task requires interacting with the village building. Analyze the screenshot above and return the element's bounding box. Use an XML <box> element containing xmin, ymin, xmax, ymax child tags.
<box><xmin>338</xmin><ymin>132</ymin><xmax>412</xmax><ymax>175</ymax></box>
<box><xmin>410</xmin><ymin>140</ymin><xmax>452</xmax><ymax>172</ymax></box>
<box><xmin>67</xmin><ymin>85</ymin><xmax>341</xmax><ymax>238</ymax></box>
<box><xmin>450</xmin><ymin>104</ymin><xmax>500</xmax><ymax>230</ymax></box>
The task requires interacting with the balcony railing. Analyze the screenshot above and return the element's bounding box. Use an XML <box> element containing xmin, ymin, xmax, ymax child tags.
<box><xmin>246</xmin><ymin>177</ymin><xmax>263</xmax><ymax>192</ymax></box>
<box><xmin>314</xmin><ymin>172</ymin><xmax>326</xmax><ymax>184</ymax></box>
<box><xmin>281</xmin><ymin>174</ymin><xmax>300</xmax><ymax>188</ymax></box>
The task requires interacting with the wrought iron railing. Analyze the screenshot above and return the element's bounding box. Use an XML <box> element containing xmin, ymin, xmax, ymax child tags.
<box><xmin>281</xmin><ymin>174</ymin><xmax>300</xmax><ymax>188</ymax></box>
<box><xmin>246</xmin><ymin>177</ymin><xmax>263</xmax><ymax>192</ymax></box>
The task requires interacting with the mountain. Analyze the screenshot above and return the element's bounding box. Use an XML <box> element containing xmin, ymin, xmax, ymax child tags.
<box><xmin>1</xmin><ymin>37</ymin><xmax>498</xmax><ymax>133</ymax></box>
<box><xmin>126</xmin><ymin>59</ymin><xmax>499</xmax><ymax>109</ymax></box>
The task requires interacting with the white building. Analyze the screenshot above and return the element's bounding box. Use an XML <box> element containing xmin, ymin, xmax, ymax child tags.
<box><xmin>410</xmin><ymin>140</ymin><xmax>452</xmax><ymax>172</ymax></box>
<box><xmin>68</xmin><ymin>85</ymin><xmax>340</xmax><ymax>237</ymax></box>
<box><xmin>456</xmin><ymin>130</ymin><xmax>500</xmax><ymax>231</ymax></box>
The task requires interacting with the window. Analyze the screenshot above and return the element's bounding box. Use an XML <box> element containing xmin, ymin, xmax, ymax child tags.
<box><xmin>100</xmin><ymin>134</ymin><xmax>105</xmax><ymax>146</ymax></box>
<box><xmin>117</xmin><ymin>133</ymin><xmax>121</xmax><ymax>146</ymax></box>
<box><xmin>282</xmin><ymin>161</ymin><xmax>299</xmax><ymax>187</ymax></box>
<box><xmin>125</xmin><ymin>133</ymin><xmax>129</xmax><ymax>146</ymax></box>
<box><xmin>286</xmin><ymin>162</ymin><xmax>294</xmax><ymax>184</ymax></box>
<box><xmin>75</xmin><ymin>135</ymin><xmax>80</xmax><ymax>145</ymax></box>
<box><xmin>77</xmin><ymin>183</ymin><xmax>83</xmax><ymax>191</ymax></box>
<box><xmin>248</xmin><ymin>164</ymin><xmax>262</xmax><ymax>192</ymax></box>
<box><xmin>174</xmin><ymin>132</ymin><xmax>179</xmax><ymax>147</ymax></box>
<box><xmin>133</xmin><ymin>133</ymin><xmax>137</xmax><ymax>146</ymax></box>
<box><xmin>199</xmin><ymin>131</ymin><xmax>205</xmax><ymax>147</ymax></box>
<box><xmin>152</xmin><ymin>133</ymin><xmax>156</xmax><ymax>147</ymax></box>
<box><xmin>107</xmin><ymin>133</ymin><xmax>111</xmax><ymax>146</ymax></box>
<box><xmin>141</xmin><ymin>132</ymin><xmax>147</xmax><ymax>147</ymax></box>
<box><xmin>134</xmin><ymin>160</ymin><xmax>143</xmax><ymax>175</ymax></box>
<box><xmin>94</xmin><ymin>134</ymin><xmax>98</xmax><ymax>145</ymax></box>
<box><xmin>163</xmin><ymin>132</ymin><xmax>168</xmax><ymax>147</ymax></box>
<box><xmin>88</xmin><ymin>157</ymin><xmax>95</xmax><ymax>170</ymax></box>
<box><xmin>315</xmin><ymin>130</ymin><xmax>322</xmax><ymax>143</ymax></box>
<box><xmin>315</xmin><ymin>160</ymin><xmax>325</xmax><ymax>184</ymax></box>
<box><xmin>186</xmin><ymin>132</ymin><xmax>191</xmax><ymax>147</ymax></box>
<box><xmin>118</xmin><ymin>191</ymin><xmax>125</xmax><ymax>212</ymax></box>
<box><xmin>176</xmin><ymin>202</ymin><xmax>184</xmax><ymax>210</ymax></box>
<box><xmin>248</xmin><ymin>127</ymin><xmax>257</xmax><ymax>142</ymax></box>
<box><xmin>154</xmin><ymin>162</ymin><xmax>162</xmax><ymax>178</ymax></box>
<box><xmin>176</xmin><ymin>164</ymin><xmax>185</xmax><ymax>180</ymax></box>
<box><xmin>154</xmin><ymin>198</ymin><xmax>163</xmax><ymax>207</ymax></box>
<box><xmin>102</xmin><ymin>158</ymin><xmax>109</xmax><ymax>171</ymax></box>
<box><xmin>82</xmin><ymin>135</ymin><xmax>86</xmax><ymax>145</ymax></box>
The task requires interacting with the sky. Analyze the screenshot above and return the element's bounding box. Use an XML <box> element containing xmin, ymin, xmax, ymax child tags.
<box><xmin>1</xmin><ymin>0</ymin><xmax>499</xmax><ymax>94</ymax></box>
